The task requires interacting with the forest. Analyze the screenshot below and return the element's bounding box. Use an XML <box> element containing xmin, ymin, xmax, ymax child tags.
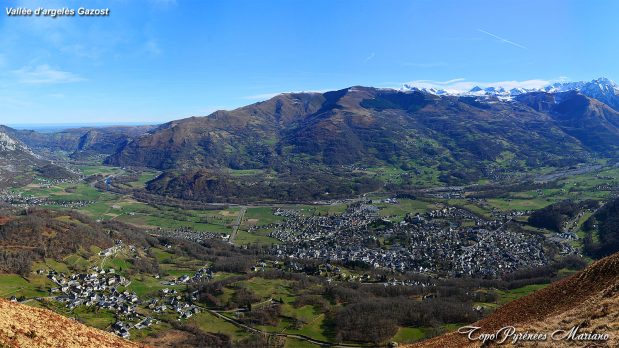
<box><xmin>583</xmin><ymin>196</ymin><xmax>619</xmax><ymax>258</ymax></box>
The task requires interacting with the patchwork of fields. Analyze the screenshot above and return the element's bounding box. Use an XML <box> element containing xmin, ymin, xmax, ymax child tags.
<box><xmin>2</xmin><ymin>161</ymin><xmax>614</xmax><ymax>346</ymax></box>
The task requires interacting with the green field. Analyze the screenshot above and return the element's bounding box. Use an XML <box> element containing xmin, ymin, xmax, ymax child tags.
<box><xmin>189</xmin><ymin>312</ymin><xmax>251</xmax><ymax>340</ymax></box>
<box><xmin>12</xmin><ymin>167</ymin><xmax>239</xmax><ymax>234</ymax></box>
<box><xmin>0</xmin><ymin>274</ymin><xmax>48</xmax><ymax>298</ymax></box>
<box><xmin>495</xmin><ymin>284</ymin><xmax>549</xmax><ymax>305</ymax></box>
<box><xmin>393</xmin><ymin>327</ymin><xmax>429</xmax><ymax>343</ymax></box>
<box><xmin>233</xmin><ymin>230</ymin><xmax>280</xmax><ymax>245</ymax></box>
<box><xmin>377</xmin><ymin>199</ymin><xmax>436</xmax><ymax>221</ymax></box>
<box><xmin>244</xmin><ymin>207</ymin><xmax>284</xmax><ymax>226</ymax></box>
<box><xmin>2</xmin><ymin>158</ymin><xmax>604</xmax><ymax>346</ymax></box>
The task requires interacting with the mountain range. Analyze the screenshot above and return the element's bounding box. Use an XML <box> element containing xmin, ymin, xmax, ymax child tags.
<box><xmin>0</xmin><ymin>130</ymin><xmax>77</xmax><ymax>188</ymax></box>
<box><xmin>403</xmin><ymin>77</ymin><xmax>619</xmax><ymax>107</ymax></box>
<box><xmin>102</xmin><ymin>78</ymin><xmax>619</xmax><ymax>201</ymax></box>
<box><xmin>1</xmin><ymin>125</ymin><xmax>155</xmax><ymax>160</ymax></box>
<box><xmin>3</xmin><ymin>77</ymin><xmax>619</xmax><ymax>201</ymax></box>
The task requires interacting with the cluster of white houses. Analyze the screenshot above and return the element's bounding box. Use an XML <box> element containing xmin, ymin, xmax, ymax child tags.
<box><xmin>46</xmin><ymin>263</ymin><xmax>213</xmax><ymax>339</ymax></box>
<box><xmin>269</xmin><ymin>202</ymin><xmax>561</xmax><ymax>277</ymax></box>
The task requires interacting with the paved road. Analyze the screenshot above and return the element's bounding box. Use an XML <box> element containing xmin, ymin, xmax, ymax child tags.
<box><xmin>228</xmin><ymin>206</ymin><xmax>246</xmax><ymax>244</ymax></box>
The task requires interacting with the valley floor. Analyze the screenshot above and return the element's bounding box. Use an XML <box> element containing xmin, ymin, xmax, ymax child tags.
<box><xmin>1</xmin><ymin>159</ymin><xmax>618</xmax><ymax>347</ymax></box>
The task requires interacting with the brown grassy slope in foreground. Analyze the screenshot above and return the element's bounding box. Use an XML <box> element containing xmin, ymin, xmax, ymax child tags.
<box><xmin>0</xmin><ymin>299</ymin><xmax>145</xmax><ymax>348</ymax></box>
<box><xmin>408</xmin><ymin>252</ymin><xmax>619</xmax><ymax>348</ymax></box>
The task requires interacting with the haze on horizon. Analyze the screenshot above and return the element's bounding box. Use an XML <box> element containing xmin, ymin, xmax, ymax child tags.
<box><xmin>1</xmin><ymin>0</ymin><xmax>618</xmax><ymax>124</ymax></box>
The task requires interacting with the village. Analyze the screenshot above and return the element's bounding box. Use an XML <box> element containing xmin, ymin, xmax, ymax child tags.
<box><xmin>0</xmin><ymin>191</ymin><xmax>94</xmax><ymax>209</ymax></box>
<box><xmin>34</xmin><ymin>243</ymin><xmax>214</xmax><ymax>339</ymax></box>
<box><xmin>267</xmin><ymin>201</ymin><xmax>567</xmax><ymax>277</ymax></box>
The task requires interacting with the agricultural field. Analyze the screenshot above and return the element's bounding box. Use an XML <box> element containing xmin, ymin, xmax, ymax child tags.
<box><xmin>376</xmin><ymin>198</ymin><xmax>437</xmax><ymax>222</ymax></box>
<box><xmin>494</xmin><ymin>284</ymin><xmax>549</xmax><ymax>305</ymax></box>
<box><xmin>10</xmin><ymin>166</ymin><xmax>240</xmax><ymax>235</ymax></box>
<box><xmin>0</xmin><ymin>160</ymin><xmax>607</xmax><ymax>347</ymax></box>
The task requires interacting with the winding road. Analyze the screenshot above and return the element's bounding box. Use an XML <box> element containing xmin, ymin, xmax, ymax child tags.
<box><xmin>203</xmin><ymin>307</ymin><xmax>374</xmax><ymax>347</ymax></box>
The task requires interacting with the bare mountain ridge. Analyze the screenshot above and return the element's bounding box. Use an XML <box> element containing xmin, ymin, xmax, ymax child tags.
<box><xmin>407</xmin><ymin>251</ymin><xmax>619</xmax><ymax>347</ymax></box>
<box><xmin>0</xmin><ymin>298</ymin><xmax>143</xmax><ymax>348</ymax></box>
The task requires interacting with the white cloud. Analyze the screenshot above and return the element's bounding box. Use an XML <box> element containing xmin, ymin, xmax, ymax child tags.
<box><xmin>12</xmin><ymin>64</ymin><xmax>84</xmax><ymax>85</ymax></box>
<box><xmin>401</xmin><ymin>78</ymin><xmax>558</xmax><ymax>93</ymax></box>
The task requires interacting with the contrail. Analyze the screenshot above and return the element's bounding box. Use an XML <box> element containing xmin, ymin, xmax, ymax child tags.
<box><xmin>478</xmin><ymin>29</ymin><xmax>527</xmax><ymax>49</ymax></box>
<box><xmin>364</xmin><ymin>52</ymin><xmax>376</xmax><ymax>62</ymax></box>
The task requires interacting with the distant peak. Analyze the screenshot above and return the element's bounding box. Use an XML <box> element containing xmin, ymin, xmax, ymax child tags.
<box><xmin>591</xmin><ymin>77</ymin><xmax>616</xmax><ymax>85</ymax></box>
<box><xmin>402</xmin><ymin>77</ymin><xmax>619</xmax><ymax>103</ymax></box>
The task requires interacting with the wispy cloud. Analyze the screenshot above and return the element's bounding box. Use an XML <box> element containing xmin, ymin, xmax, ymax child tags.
<box><xmin>364</xmin><ymin>52</ymin><xmax>375</xmax><ymax>63</ymax></box>
<box><xmin>478</xmin><ymin>29</ymin><xmax>527</xmax><ymax>49</ymax></box>
<box><xmin>401</xmin><ymin>78</ymin><xmax>559</xmax><ymax>93</ymax></box>
<box><xmin>12</xmin><ymin>65</ymin><xmax>84</xmax><ymax>85</ymax></box>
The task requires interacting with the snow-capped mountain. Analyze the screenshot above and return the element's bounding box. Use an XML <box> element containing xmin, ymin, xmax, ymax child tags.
<box><xmin>400</xmin><ymin>84</ymin><xmax>451</xmax><ymax>96</ymax></box>
<box><xmin>402</xmin><ymin>77</ymin><xmax>619</xmax><ymax>110</ymax></box>
<box><xmin>543</xmin><ymin>78</ymin><xmax>619</xmax><ymax>110</ymax></box>
<box><xmin>466</xmin><ymin>86</ymin><xmax>536</xmax><ymax>97</ymax></box>
<box><xmin>541</xmin><ymin>81</ymin><xmax>586</xmax><ymax>93</ymax></box>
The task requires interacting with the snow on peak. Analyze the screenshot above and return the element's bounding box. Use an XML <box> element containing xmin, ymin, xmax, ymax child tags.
<box><xmin>400</xmin><ymin>79</ymin><xmax>548</xmax><ymax>98</ymax></box>
<box><xmin>401</xmin><ymin>77</ymin><xmax>618</xmax><ymax>101</ymax></box>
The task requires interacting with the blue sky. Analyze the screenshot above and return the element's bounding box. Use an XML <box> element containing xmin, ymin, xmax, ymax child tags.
<box><xmin>1</xmin><ymin>0</ymin><xmax>618</xmax><ymax>125</ymax></box>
